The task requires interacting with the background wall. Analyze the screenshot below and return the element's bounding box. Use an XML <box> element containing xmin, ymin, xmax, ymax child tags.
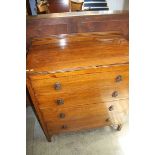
<box><xmin>107</xmin><ymin>0</ymin><xmax>129</xmax><ymax>10</ymax></box>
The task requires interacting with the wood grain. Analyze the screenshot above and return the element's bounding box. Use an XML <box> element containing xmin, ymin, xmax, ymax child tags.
<box><xmin>29</xmin><ymin>64</ymin><xmax>128</xmax><ymax>109</ymax></box>
<box><xmin>46</xmin><ymin>98</ymin><xmax>128</xmax><ymax>134</ymax></box>
<box><xmin>47</xmin><ymin>115</ymin><xmax>112</xmax><ymax>134</ymax></box>
<box><xmin>26</xmin><ymin>78</ymin><xmax>51</xmax><ymax>141</ymax></box>
<box><xmin>40</xmin><ymin>99</ymin><xmax>128</xmax><ymax>123</ymax></box>
<box><xmin>26</xmin><ymin>31</ymin><xmax>129</xmax><ymax>141</ymax></box>
<box><xmin>48</xmin><ymin>0</ymin><xmax>70</xmax><ymax>13</ymax></box>
<box><xmin>27</xmin><ymin>32</ymin><xmax>128</xmax><ymax>73</ymax></box>
<box><xmin>35</xmin><ymin>85</ymin><xmax>128</xmax><ymax>110</ymax></box>
<box><xmin>28</xmin><ymin>63</ymin><xmax>128</xmax><ymax>79</ymax></box>
<box><xmin>26</xmin><ymin>11</ymin><xmax>128</xmax><ymax>49</ymax></box>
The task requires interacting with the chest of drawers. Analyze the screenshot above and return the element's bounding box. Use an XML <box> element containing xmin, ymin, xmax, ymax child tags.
<box><xmin>26</xmin><ymin>32</ymin><xmax>129</xmax><ymax>142</ymax></box>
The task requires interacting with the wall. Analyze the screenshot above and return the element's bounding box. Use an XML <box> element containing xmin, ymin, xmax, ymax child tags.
<box><xmin>107</xmin><ymin>0</ymin><xmax>129</xmax><ymax>10</ymax></box>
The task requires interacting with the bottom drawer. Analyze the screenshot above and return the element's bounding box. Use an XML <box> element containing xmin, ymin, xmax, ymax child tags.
<box><xmin>46</xmin><ymin>113</ymin><xmax>127</xmax><ymax>135</ymax></box>
<box><xmin>47</xmin><ymin>115</ymin><xmax>119</xmax><ymax>134</ymax></box>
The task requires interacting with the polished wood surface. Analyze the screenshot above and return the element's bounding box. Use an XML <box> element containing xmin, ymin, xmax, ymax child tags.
<box><xmin>26</xmin><ymin>10</ymin><xmax>129</xmax><ymax>49</ymax></box>
<box><xmin>40</xmin><ymin>99</ymin><xmax>128</xmax><ymax>122</ymax></box>
<box><xmin>28</xmin><ymin>63</ymin><xmax>128</xmax><ymax>79</ymax></box>
<box><xmin>26</xmin><ymin>77</ymin><xmax>51</xmax><ymax>141</ymax></box>
<box><xmin>29</xmin><ymin>64</ymin><xmax>128</xmax><ymax>109</ymax></box>
<box><xmin>47</xmin><ymin>99</ymin><xmax>128</xmax><ymax>134</ymax></box>
<box><xmin>47</xmin><ymin>115</ymin><xmax>112</xmax><ymax>134</ymax></box>
<box><xmin>33</xmin><ymin>84</ymin><xmax>128</xmax><ymax>109</ymax></box>
<box><xmin>27</xmin><ymin>32</ymin><xmax>128</xmax><ymax>73</ymax></box>
<box><xmin>48</xmin><ymin>0</ymin><xmax>70</xmax><ymax>13</ymax></box>
<box><xmin>26</xmin><ymin>32</ymin><xmax>129</xmax><ymax>141</ymax></box>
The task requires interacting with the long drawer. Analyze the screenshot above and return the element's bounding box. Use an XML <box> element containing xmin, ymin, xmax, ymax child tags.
<box><xmin>37</xmin><ymin>82</ymin><xmax>128</xmax><ymax>109</ymax></box>
<box><xmin>30</xmin><ymin>65</ymin><xmax>128</xmax><ymax>95</ymax></box>
<box><xmin>40</xmin><ymin>99</ymin><xmax>128</xmax><ymax>123</ymax></box>
<box><xmin>30</xmin><ymin>65</ymin><xmax>128</xmax><ymax>109</ymax></box>
<box><xmin>47</xmin><ymin>115</ymin><xmax>112</xmax><ymax>134</ymax></box>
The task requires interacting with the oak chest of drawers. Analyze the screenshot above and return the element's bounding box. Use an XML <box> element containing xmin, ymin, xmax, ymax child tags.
<box><xmin>26</xmin><ymin>32</ymin><xmax>129</xmax><ymax>142</ymax></box>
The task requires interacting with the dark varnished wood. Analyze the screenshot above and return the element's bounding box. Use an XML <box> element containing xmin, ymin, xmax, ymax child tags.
<box><xmin>48</xmin><ymin>0</ymin><xmax>70</xmax><ymax>13</ymax></box>
<box><xmin>26</xmin><ymin>10</ymin><xmax>128</xmax><ymax>49</ymax></box>
<box><xmin>26</xmin><ymin>32</ymin><xmax>129</xmax><ymax>141</ymax></box>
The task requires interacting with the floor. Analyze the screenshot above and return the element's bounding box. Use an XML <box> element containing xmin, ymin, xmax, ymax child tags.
<box><xmin>26</xmin><ymin>106</ymin><xmax>129</xmax><ymax>155</ymax></box>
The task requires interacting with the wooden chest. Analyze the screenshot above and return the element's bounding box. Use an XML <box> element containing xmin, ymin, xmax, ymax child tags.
<box><xmin>26</xmin><ymin>32</ymin><xmax>129</xmax><ymax>142</ymax></box>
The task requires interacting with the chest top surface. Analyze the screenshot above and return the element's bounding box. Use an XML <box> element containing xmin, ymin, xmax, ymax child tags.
<box><xmin>26</xmin><ymin>32</ymin><xmax>128</xmax><ymax>74</ymax></box>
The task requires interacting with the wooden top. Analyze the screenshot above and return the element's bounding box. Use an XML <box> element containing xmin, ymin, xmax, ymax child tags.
<box><xmin>26</xmin><ymin>32</ymin><xmax>128</xmax><ymax>73</ymax></box>
<box><xmin>27</xmin><ymin>10</ymin><xmax>128</xmax><ymax>19</ymax></box>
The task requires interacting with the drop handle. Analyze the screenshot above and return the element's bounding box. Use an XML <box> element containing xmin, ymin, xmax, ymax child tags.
<box><xmin>112</xmin><ymin>91</ymin><xmax>118</xmax><ymax>97</ymax></box>
<box><xmin>56</xmin><ymin>99</ymin><xmax>64</xmax><ymax>105</ymax></box>
<box><xmin>115</xmin><ymin>75</ymin><xmax>123</xmax><ymax>82</ymax></box>
<box><xmin>109</xmin><ymin>105</ymin><xmax>114</xmax><ymax>111</ymax></box>
<box><xmin>54</xmin><ymin>82</ymin><xmax>61</xmax><ymax>90</ymax></box>
<box><xmin>59</xmin><ymin>113</ymin><xmax>65</xmax><ymax>119</ymax></box>
<box><xmin>61</xmin><ymin>125</ymin><xmax>67</xmax><ymax>129</ymax></box>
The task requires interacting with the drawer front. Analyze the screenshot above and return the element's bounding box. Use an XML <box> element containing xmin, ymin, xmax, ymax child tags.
<box><xmin>36</xmin><ymin>83</ymin><xmax>128</xmax><ymax>109</ymax></box>
<box><xmin>31</xmin><ymin>65</ymin><xmax>128</xmax><ymax>95</ymax></box>
<box><xmin>30</xmin><ymin>65</ymin><xmax>128</xmax><ymax>108</ymax></box>
<box><xmin>41</xmin><ymin>99</ymin><xmax>128</xmax><ymax>123</ymax></box>
<box><xmin>47</xmin><ymin>115</ymin><xmax>112</xmax><ymax>134</ymax></box>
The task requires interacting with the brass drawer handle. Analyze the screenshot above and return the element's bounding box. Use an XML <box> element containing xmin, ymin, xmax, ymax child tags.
<box><xmin>115</xmin><ymin>75</ymin><xmax>122</xmax><ymax>82</ymax></box>
<box><xmin>56</xmin><ymin>99</ymin><xmax>64</xmax><ymax>105</ymax></box>
<box><xmin>54</xmin><ymin>82</ymin><xmax>61</xmax><ymax>90</ymax></box>
<box><xmin>108</xmin><ymin>105</ymin><xmax>114</xmax><ymax>111</ymax></box>
<box><xmin>112</xmin><ymin>91</ymin><xmax>118</xmax><ymax>97</ymax></box>
<box><xmin>59</xmin><ymin>113</ymin><xmax>65</xmax><ymax>119</ymax></box>
<box><xmin>61</xmin><ymin>125</ymin><xmax>67</xmax><ymax>129</ymax></box>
